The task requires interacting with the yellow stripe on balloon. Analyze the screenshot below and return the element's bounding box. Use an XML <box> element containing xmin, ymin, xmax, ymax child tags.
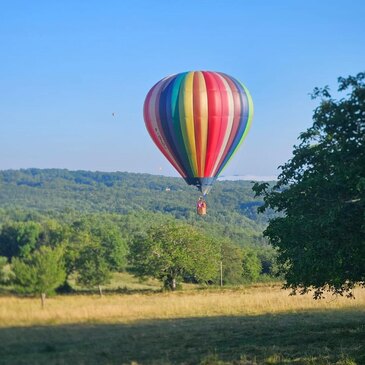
<box><xmin>195</xmin><ymin>71</ymin><xmax>208</xmax><ymax>177</ymax></box>
<box><xmin>179</xmin><ymin>72</ymin><xmax>198</xmax><ymax>176</ymax></box>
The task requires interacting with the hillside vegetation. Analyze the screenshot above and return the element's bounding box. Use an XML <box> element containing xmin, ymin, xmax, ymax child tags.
<box><xmin>0</xmin><ymin>168</ymin><xmax>273</xmax><ymax>247</ymax></box>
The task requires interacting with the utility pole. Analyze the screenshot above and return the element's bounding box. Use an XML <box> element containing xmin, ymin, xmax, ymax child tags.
<box><xmin>220</xmin><ymin>261</ymin><xmax>223</xmax><ymax>287</ymax></box>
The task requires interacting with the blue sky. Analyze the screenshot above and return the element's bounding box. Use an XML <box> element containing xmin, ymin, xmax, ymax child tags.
<box><xmin>1</xmin><ymin>0</ymin><xmax>364</xmax><ymax>179</ymax></box>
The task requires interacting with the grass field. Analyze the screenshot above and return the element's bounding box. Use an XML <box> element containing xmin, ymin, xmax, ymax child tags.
<box><xmin>0</xmin><ymin>284</ymin><xmax>364</xmax><ymax>364</ymax></box>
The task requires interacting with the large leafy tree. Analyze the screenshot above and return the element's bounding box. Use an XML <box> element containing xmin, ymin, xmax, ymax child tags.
<box><xmin>129</xmin><ymin>222</ymin><xmax>221</xmax><ymax>290</ymax></box>
<box><xmin>89</xmin><ymin>221</ymin><xmax>128</xmax><ymax>271</ymax></box>
<box><xmin>64</xmin><ymin>218</ymin><xmax>128</xmax><ymax>277</ymax></box>
<box><xmin>241</xmin><ymin>248</ymin><xmax>262</xmax><ymax>283</ymax></box>
<box><xmin>12</xmin><ymin>246</ymin><xmax>66</xmax><ymax>307</ymax></box>
<box><xmin>253</xmin><ymin>72</ymin><xmax>365</xmax><ymax>298</ymax></box>
<box><xmin>0</xmin><ymin>221</ymin><xmax>41</xmax><ymax>260</ymax></box>
<box><xmin>76</xmin><ymin>243</ymin><xmax>111</xmax><ymax>296</ymax></box>
<box><xmin>220</xmin><ymin>240</ymin><xmax>244</xmax><ymax>285</ymax></box>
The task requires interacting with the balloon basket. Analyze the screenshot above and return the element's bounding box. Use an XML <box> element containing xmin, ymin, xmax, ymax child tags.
<box><xmin>196</xmin><ymin>197</ymin><xmax>207</xmax><ymax>216</ymax></box>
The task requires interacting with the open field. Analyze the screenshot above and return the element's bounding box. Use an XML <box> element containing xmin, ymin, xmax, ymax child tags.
<box><xmin>0</xmin><ymin>285</ymin><xmax>364</xmax><ymax>364</ymax></box>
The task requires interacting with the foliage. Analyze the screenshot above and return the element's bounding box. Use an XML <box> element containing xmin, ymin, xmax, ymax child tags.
<box><xmin>0</xmin><ymin>221</ymin><xmax>41</xmax><ymax>260</ymax></box>
<box><xmin>253</xmin><ymin>72</ymin><xmax>365</xmax><ymax>297</ymax></box>
<box><xmin>76</xmin><ymin>244</ymin><xmax>111</xmax><ymax>293</ymax></box>
<box><xmin>88</xmin><ymin>220</ymin><xmax>128</xmax><ymax>271</ymax></box>
<box><xmin>0</xmin><ymin>256</ymin><xmax>8</xmax><ymax>284</ymax></box>
<box><xmin>256</xmin><ymin>246</ymin><xmax>279</xmax><ymax>277</ymax></box>
<box><xmin>241</xmin><ymin>248</ymin><xmax>262</xmax><ymax>283</ymax></box>
<box><xmin>0</xmin><ymin>211</ymin><xmax>275</xmax><ymax>287</ymax></box>
<box><xmin>0</xmin><ymin>169</ymin><xmax>278</xmax><ymax>290</ymax></box>
<box><xmin>0</xmin><ymin>168</ymin><xmax>273</xmax><ymax>247</ymax></box>
<box><xmin>220</xmin><ymin>240</ymin><xmax>244</xmax><ymax>285</ymax></box>
<box><xmin>129</xmin><ymin>222</ymin><xmax>221</xmax><ymax>290</ymax></box>
<box><xmin>12</xmin><ymin>246</ymin><xmax>66</xmax><ymax>298</ymax></box>
<box><xmin>63</xmin><ymin>217</ymin><xmax>129</xmax><ymax>278</ymax></box>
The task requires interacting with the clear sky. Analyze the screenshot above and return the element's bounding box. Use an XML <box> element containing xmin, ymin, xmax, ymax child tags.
<box><xmin>1</xmin><ymin>0</ymin><xmax>364</xmax><ymax>179</ymax></box>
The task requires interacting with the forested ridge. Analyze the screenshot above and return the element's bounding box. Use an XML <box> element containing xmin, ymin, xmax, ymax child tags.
<box><xmin>0</xmin><ymin>168</ymin><xmax>279</xmax><ymax>295</ymax></box>
<box><xmin>0</xmin><ymin>168</ymin><xmax>273</xmax><ymax>247</ymax></box>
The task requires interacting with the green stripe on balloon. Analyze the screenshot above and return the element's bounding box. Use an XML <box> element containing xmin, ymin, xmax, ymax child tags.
<box><xmin>170</xmin><ymin>72</ymin><xmax>194</xmax><ymax>177</ymax></box>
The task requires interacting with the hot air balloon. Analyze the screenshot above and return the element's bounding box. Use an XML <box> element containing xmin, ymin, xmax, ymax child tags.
<box><xmin>143</xmin><ymin>71</ymin><xmax>253</xmax><ymax>213</ymax></box>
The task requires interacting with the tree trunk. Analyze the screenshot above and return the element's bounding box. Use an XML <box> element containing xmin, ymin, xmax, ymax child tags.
<box><xmin>41</xmin><ymin>293</ymin><xmax>46</xmax><ymax>309</ymax></box>
<box><xmin>172</xmin><ymin>278</ymin><xmax>176</xmax><ymax>291</ymax></box>
<box><xmin>98</xmin><ymin>285</ymin><xmax>103</xmax><ymax>297</ymax></box>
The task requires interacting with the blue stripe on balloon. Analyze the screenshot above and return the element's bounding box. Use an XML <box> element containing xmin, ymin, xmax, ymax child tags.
<box><xmin>158</xmin><ymin>76</ymin><xmax>188</xmax><ymax>175</ymax></box>
<box><xmin>169</xmin><ymin>72</ymin><xmax>195</xmax><ymax>177</ymax></box>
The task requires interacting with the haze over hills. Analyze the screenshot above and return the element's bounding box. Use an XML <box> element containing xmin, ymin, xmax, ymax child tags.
<box><xmin>218</xmin><ymin>175</ymin><xmax>278</xmax><ymax>182</ymax></box>
<box><xmin>0</xmin><ymin>168</ymin><xmax>275</xmax><ymax>247</ymax></box>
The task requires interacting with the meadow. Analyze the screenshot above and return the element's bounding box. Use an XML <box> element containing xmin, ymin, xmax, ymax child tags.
<box><xmin>0</xmin><ymin>282</ymin><xmax>364</xmax><ymax>365</ymax></box>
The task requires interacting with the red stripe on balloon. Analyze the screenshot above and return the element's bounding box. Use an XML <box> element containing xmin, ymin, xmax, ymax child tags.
<box><xmin>193</xmin><ymin>72</ymin><xmax>202</xmax><ymax>176</ymax></box>
<box><xmin>203</xmin><ymin>72</ymin><xmax>229</xmax><ymax>177</ymax></box>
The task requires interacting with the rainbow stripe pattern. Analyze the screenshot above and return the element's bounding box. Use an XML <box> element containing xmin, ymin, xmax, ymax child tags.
<box><xmin>143</xmin><ymin>71</ymin><xmax>254</xmax><ymax>195</ymax></box>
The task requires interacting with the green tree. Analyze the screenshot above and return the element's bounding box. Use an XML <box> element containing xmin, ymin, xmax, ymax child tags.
<box><xmin>257</xmin><ymin>246</ymin><xmax>279</xmax><ymax>277</ymax></box>
<box><xmin>64</xmin><ymin>226</ymin><xmax>92</xmax><ymax>277</ymax></box>
<box><xmin>90</xmin><ymin>221</ymin><xmax>128</xmax><ymax>271</ymax></box>
<box><xmin>12</xmin><ymin>246</ymin><xmax>66</xmax><ymax>307</ymax></box>
<box><xmin>38</xmin><ymin>219</ymin><xmax>70</xmax><ymax>249</ymax></box>
<box><xmin>60</xmin><ymin>217</ymin><xmax>126</xmax><ymax>287</ymax></box>
<box><xmin>0</xmin><ymin>256</ymin><xmax>8</xmax><ymax>284</ymax></box>
<box><xmin>0</xmin><ymin>221</ymin><xmax>41</xmax><ymax>260</ymax></box>
<box><xmin>76</xmin><ymin>244</ymin><xmax>111</xmax><ymax>296</ymax></box>
<box><xmin>253</xmin><ymin>72</ymin><xmax>365</xmax><ymax>298</ymax></box>
<box><xmin>129</xmin><ymin>222</ymin><xmax>221</xmax><ymax>290</ymax></box>
<box><xmin>220</xmin><ymin>241</ymin><xmax>244</xmax><ymax>285</ymax></box>
<box><xmin>241</xmin><ymin>248</ymin><xmax>262</xmax><ymax>283</ymax></box>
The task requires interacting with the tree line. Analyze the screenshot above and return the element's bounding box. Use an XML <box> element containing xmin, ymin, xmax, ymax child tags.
<box><xmin>0</xmin><ymin>168</ymin><xmax>272</xmax><ymax>246</ymax></box>
<box><xmin>0</xmin><ymin>212</ymin><xmax>278</xmax><ymax>306</ymax></box>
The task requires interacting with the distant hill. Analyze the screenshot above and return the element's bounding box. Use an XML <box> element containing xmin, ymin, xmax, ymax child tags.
<box><xmin>0</xmin><ymin>169</ymin><xmax>275</xmax><ymax>246</ymax></box>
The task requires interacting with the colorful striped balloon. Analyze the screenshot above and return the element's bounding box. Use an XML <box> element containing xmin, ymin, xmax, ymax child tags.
<box><xmin>143</xmin><ymin>71</ymin><xmax>254</xmax><ymax>195</ymax></box>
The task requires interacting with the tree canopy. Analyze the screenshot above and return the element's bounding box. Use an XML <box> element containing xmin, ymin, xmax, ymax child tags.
<box><xmin>0</xmin><ymin>168</ymin><xmax>272</xmax><ymax>247</ymax></box>
<box><xmin>129</xmin><ymin>222</ymin><xmax>221</xmax><ymax>290</ymax></box>
<box><xmin>253</xmin><ymin>72</ymin><xmax>365</xmax><ymax>298</ymax></box>
<box><xmin>12</xmin><ymin>246</ymin><xmax>66</xmax><ymax>307</ymax></box>
<box><xmin>76</xmin><ymin>244</ymin><xmax>111</xmax><ymax>296</ymax></box>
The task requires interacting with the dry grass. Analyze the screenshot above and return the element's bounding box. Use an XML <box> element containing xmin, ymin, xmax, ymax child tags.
<box><xmin>68</xmin><ymin>271</ymin><xmax>162</xmax><ymax>291</ymax></box>
<box><xmin>1</xmin><ymin>285</ymin><xmax>364</xmax><ymax>364</ymax></box>
<box><xmin>1</xmin><ymin>284</ymin><xmax>364</xmax><ymax>328</ymax></box>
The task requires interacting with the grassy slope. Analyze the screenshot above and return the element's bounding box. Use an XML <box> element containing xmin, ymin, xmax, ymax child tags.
<box><xmin>0</xmin><ymin>286</ymin><xmax>364</xmax><ymax>364</ymax></box>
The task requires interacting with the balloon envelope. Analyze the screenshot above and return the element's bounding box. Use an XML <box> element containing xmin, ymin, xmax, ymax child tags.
<box><xmin>143</xmin><ymin>71</ymin><xmax>253</xmax><ymax>195</ymax></box>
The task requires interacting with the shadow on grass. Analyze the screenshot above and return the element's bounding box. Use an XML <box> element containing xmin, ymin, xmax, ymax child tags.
<box><xmin>0</xmin><ymin>310</ymin><xmax>364</xmax><ymax>365</ymax></box>
<box><xmin>0</xmin><ymin>285</ymin><xmax>163</xmax><ymax>297</ymax></box>
<box><xmin>62</xmin><ymin>286</ymin><xmax>164</xmax><ymax>296</ymax></box>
